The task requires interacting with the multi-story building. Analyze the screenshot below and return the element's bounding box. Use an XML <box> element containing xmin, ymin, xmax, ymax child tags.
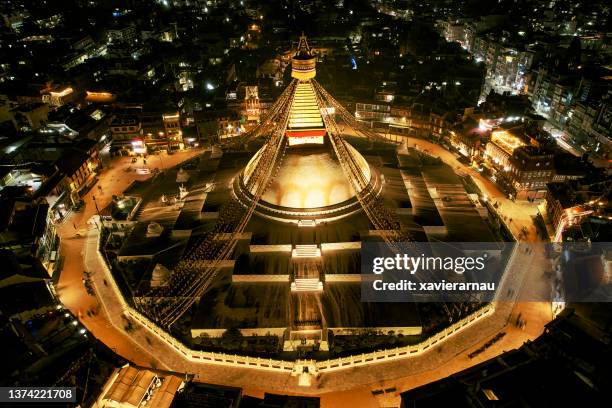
<box><xmin>566</xmin><ymin>90</ymin><xmax>612</xmax><ymax>157</ymax></box>
<box><xmin>107</xmin><ymin>25</ymin><xmax>138</xmax><ymax>44</ymax></box>
<box><xmin>475</xmin><ymin>37</ymin><xmax>533</xmax><ymax>97</ymax></box>
<box><xmin>484</xmin><ymin>127</ymin><xmax>526</xmax><ymax>170</ymax></box>
<box><xmin>110</xmin><ymin>115</ymin><xmax>144</xmax><ymax>155</ymax></box>
<box><xmin>543</xmin><ymin>178</ymin><xmax>611</xmax><ymax>242</ymax></box>
<box><xmin>10</xmin><ymin>102</ymin><xmax>49</xmax><ymax>131</ymax></box>
<box><xmin>55</xmin><ymin>143</ymin><xmax>100</xmax><ymax>206</ymax></box>
<box><xmin>450</xmin><ymin>129</ymin><xmax>484</xmax><ymax>159</ymax></box>
<box><xmin>506</xmin><ymin>146</ymin><xmax>555</xmax><ymax>198</ymax></box>
<box><xmin>355</xmin><ymin>101</ymin><xmax>454</xmax><ymax>140</ymax></box>
<box><xmin>449</xmin><ymin>116</ymin><xmax>489</xmax><ymax>159</ymax></box>
<box><xmin>41</xmin><ymin>85</ymin><xmax>75</xmax><ymax>108</ymax></box>
<box><xmin>441</xmin><ymin>21</ymin><xmax>533</xmax><ymax>99</ymax></box>
<box><xmin>162</xmin><ymin>112</ymin><xmax>183</xmax><ymax>150</ymax></box>
<box><xmin>530</xmin><ymin>67</ymin><xmax>583</xmax><ymax>127</ymax></box>
<box><xmin>491</xmin><ymin>49</ymin><xmax>533</xmax><ymax>93</ymax></box>
<box><xmin>441</xmin><ymin>21</ymin><xmax>467</xmax><ymax>44</ymax></box>
<box><xmin>430</xmin><ymin>110</ymin><xmax>453</xmax><ymax>141</ymax></box>
<box><xmin>217</xmin><ymin>113</ymin><xmax>245</xmax><ymax>141</ymax></box>
<box><xmin>355</xmin><ymin>101</ymin><xmax>390</xmax><ymax>123</ymax></box>
<box><xmin>244</xmin><ymin>86</ymin><xmax>261</xmax><ymax>122</ymax></box>
<box><xmin>530</xmin><ymin>65</ymin><xmax>611</xmax><ymax>158</ymax></box>
<box><xmin>483</xmin><ymin>124</ymin><xmax>587</xmax><ymax>198</ymax></box>
<box><xmin>44</xmin><ymin>106</ymin><xmax>111</xmax><ymax>145</ymax></box>
<box><xmin>0</xmin><ymin>190</ymin><xmax>59</xmax><ymax>275</ymax></box>
<box><xmin>388</xmin><ymin>105</ymin><xmax>432</xmax><ymax>138</ymax></box>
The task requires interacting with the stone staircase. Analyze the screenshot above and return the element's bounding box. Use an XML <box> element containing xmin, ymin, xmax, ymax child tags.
<box><xmin>293</xmin><ymin>278</ymin><xmax>322</xmax><ymax>292</ymax></box>
<box><xmin>291</xmin><ymin>246</ymin><xmax>323</xmax><ymax>292</ymax></box>
<box><xmin>292</xmin><ymin>244</ymin><xmax>321</xmax><ymax>258</ymax></box>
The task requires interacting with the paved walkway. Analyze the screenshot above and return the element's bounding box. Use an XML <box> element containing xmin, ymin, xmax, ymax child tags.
<box><xmin>55</xmin><ymin>149</ymin><xmax>205</xmax><ymax>367</ymax></box>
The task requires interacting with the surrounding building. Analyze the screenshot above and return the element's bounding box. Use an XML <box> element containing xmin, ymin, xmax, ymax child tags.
<box><xmin>93</xmin><ymin>364</ymin><xmax>184</xmax><ymax>408</ymax></box>
<box><xmin>10</xmin><ymin>102</ymin><xmax>49</xmax><ymax>130</ymax></box>
<box><xmin>110</xmin><ymin>114</ymin><xmax>144</xmax><ymax>155</ymax></box>
<box><xmin>483</xmin><ymin>125</ymin><xmax>589</xmax><ymax>198</ymax></box>
<box><xmin>162</xmin><ymin>112</ymin><xmax>183</xmax><ymax>150</ymax></box>
<box><xmin>41</xmin><ymin>85</ymin><xmax>75</xmax><ymax>108</ymax></box>
<box><xmin>541</xmin><ymin>177</ymin><xmax>611</xmax><ymax>242</ymax></box>
<box><xmin>55</xmin><ymin>146</ymin><xmax>100</xmax><ymax>206</ymax></box>
<box><xmin>400</xmin><ymin>308</ymin><xmax>611</xmax><ymax>407</ymax></box>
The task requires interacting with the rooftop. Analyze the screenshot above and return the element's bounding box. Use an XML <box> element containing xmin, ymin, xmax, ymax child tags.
<box><xmin>102</xmin><ymin>365</ymin><xmax>183</xmax><ymax>408</ymax></box>
<box><xmin>490</xmin><ymin>129</ymin><xmax>525</xmax><ymax>155</ymax></box>
<box><xmin>55</xmin><ymin>147</ymin><xmax>89</xmax><ymax>176</ymax></box>
<box><xmin>547</xmin><ymin>178</ymin><xmax>611</xmax><ymax>209</ymax></box>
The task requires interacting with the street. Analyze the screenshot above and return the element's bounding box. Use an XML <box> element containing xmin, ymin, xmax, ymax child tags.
<box><xmin>54</xmin><ymin>148</ymin><xmax>205</xmax><ymax>368</ymax></box>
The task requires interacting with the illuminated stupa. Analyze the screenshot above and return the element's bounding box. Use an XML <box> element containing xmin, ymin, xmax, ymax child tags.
<box><xmin>235</xmin><ymin>34</ymin><xmax>379</xmax><ymax>223</ymax></box>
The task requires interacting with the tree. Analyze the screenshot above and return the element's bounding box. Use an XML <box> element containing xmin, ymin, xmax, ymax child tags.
<box><xmin>222</xmin><ymin>327</ymin><xmax>243</xmax><ymax>345</ymax></box>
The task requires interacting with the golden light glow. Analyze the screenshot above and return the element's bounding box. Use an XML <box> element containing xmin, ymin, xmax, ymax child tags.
<box><xmin>491</xmin><ymin>130</ymin><xmax>525</xmax><ymax>154</ymax></box>
<box><xmin>162</xmin><ymin>113</ymin><xmax>180</xmax><ymax>120</ymax></box>
<box><xmin>261</xmin><ymin>152</ymin><xmax>354</xmax><ymax>208</ymax></box>
<box><xmin>86</xmin><ymin>91</ymin><xmax>115</xmax><ymax>102</ymax></box>
<box><xmin>245</xmin><ymin>145</ymin><xmax>371</xmax><ymax>209</ymax></box>
<box><xmin>50</xmin><ymin>87</ymin><xmax>73</xmax><ymax>97</ymax></box>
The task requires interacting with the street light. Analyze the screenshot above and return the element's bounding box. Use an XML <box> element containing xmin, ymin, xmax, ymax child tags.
<box><xmin>158</xmin><ymin>150</ymin><xmax>165</xmax><ymax>171</ymax></box>
<box><xmin>92</xmin><ymin>194</ymin><xmax>102</xmax><ymax>230</ymax></box>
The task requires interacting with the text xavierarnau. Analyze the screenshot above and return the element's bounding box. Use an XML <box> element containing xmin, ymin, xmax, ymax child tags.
<box><xmin>372</xmin><ymin>280</ymin><xmax>495</xmax><ymax>292</ymax></box>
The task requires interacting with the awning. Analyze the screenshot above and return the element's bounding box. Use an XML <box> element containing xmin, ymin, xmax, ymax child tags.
<box><xmin>145</xmin><ymin>140</ymin><xmax>170</xmax><ymax>146</ymax></box>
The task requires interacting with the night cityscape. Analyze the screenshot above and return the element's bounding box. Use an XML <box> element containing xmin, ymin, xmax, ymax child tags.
<box><xmin>0</xmin><ymin>0</ymin><xmax>610</xmax><ymax>407</ymax></box>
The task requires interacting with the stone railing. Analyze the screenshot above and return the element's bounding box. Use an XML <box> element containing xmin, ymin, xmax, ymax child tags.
<box><xmin>128</xmin><ymin>309</ymin><xmax>294</xmax><ymax>372</ymax></box>
<box><xmin>320</xmin><ymin>242</ymin><xmax>361</xmax><ymax>251</ymax></box>
<box><xmin>91</xmin><ymin>229</ymin><xmax>497</xmax><ymax>380</ymax></box>
<box><xmin>231</xmin><ymin>274</ymin><xmax>290</xmax><ymax>282</ymax></box>
<box><xmin>324</xmin><ymin>274</ymin><xmax>362</xmax><ymax>282</ymax></box>
<box><xmin>315</xmin><ymin>303</ymin><xmax>495</xmax><ymax>373</ymax></box>
<box><xmin>250</xmin><ymin>244</ymin><xmax>292</xmax><ymax>253</ymax></box>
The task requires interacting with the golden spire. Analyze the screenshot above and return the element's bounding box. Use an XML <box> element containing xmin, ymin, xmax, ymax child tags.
<box><xmin>296</xmin><ymin>32</ymin><xmax>312</xmax><ymax>58</ymax></box>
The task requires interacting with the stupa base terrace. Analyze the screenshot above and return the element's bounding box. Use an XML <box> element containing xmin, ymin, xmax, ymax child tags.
<box><xmin>103</xmin><ymin>138</ymin><xmax>503</xmax><ymax>359</ymax></box>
